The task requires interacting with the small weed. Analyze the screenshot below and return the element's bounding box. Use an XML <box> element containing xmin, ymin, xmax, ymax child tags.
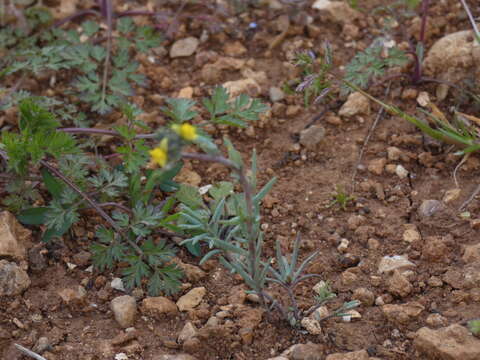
<box><xmin>328</xmin><ymin>185</ymin><xmax>355</xmax><ymax>211</ymax></box>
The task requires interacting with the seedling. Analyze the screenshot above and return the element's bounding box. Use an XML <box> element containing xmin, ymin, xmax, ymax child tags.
<box><xmin>328</xmin><ymin>185</ymin><xmax>355</xmax><ymax>211</ymax></box>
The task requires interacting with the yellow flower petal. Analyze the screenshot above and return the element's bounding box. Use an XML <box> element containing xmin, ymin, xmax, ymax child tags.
<box><xmin>172</xmin><ymin>123</ymin><xmax>197</xmax><ymax>141</ymax></box>
<box><xmin>149</xmin><ymin>138</ymin><xmax>169</xmax><ymax>167</ymax></box>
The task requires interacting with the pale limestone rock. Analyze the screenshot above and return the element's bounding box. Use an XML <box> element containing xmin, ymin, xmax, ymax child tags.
<box><xmin>414</xmin><ymin>324</ymin><xmax>480</xmax><ymax>360</ymax></box>
<box><xmin>177</xmin><ymin>287</ymin><xmax>206</xmax><ymax>312</ymax></box>
<box><xmin>111</xmin><ymin>295</ymin><xmax>137</xmax><ymax>328</ymax></box>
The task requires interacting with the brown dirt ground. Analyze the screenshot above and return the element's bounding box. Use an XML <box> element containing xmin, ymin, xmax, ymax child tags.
<box><xmin>1</xmin><ymin>0</ymin><xmax>480</xmax><ymax>359</ymax></box>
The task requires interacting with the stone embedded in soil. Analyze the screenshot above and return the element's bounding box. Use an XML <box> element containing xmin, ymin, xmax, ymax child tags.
<box><xmin>382</xmin><ymin>301</ymin><xmax>424</xmax><ymax>325</ymax></box>
<box><xmin>174</xmin><ymin>168</ymin><xmax>202</xmax><ymax>187</ymax></box>
<box><xmin>403</xmin><ymin>224</ymin><xmax>421</xmax><ymax>243</ymax></box>
<box><xmin>222</xmin><ymin>78</ymin><xmax>261</xmax><ymax>98</ymax></box>
<box><xmin>111</xmin><ymin>295</ymin><xmax>137</xmax><ymax>328</ymax></box>
<box><xmin>395</xmin><ymin>164</ymin><xmax>409</xmax><ymax>179</ymax></box>
<box><xmin>312</xmin><ymin>0</ymin><xmax>362</xmax><ymax>24</ymax></box>
<box><xmin>228</xmin><ymin>285</ymin><xmax>247</xmax><ymax>305</ymax></box>
<box><xmin>170</xmin><ymin>37</ymin><xmax>199</xmax><ymax>58</ymax></box>
<box><xmin>347</xmin><ymin>215</ymin><xmax>365</xmax><ymax>230</ymax></box>
<box><xmin>463</xmin><ymin>243</ymin><xmax>480</xmax><ymax>263</ymax></box>
<box><xmin>223</xmin><ymin>41</ymin><xmax>247</xmax><ymax>57</ymax></box>
<box><xmin>58</xmin><ymin>285</ymin><xmax>87</xmax><ymax>306</ymax></box>
<box><xmin>301</xmin><ymin>316</ymin><xmax>322</xmax><ymax>335</ymax></box>
<box><xmin>201</xmin><ymin>56</ymin><xmax>245</xmax><ymax>83</ymax></box>
<box><xmin>418</xmin><ymin>199</ymin><xmax>445</xmax><ymax>218</ymax></box>
<box><xmin>378</xmin><ymin>255</ymin><xmax>416</xmax><ymax>274</ymax></box>
<box><xmin>367</xmin><ymin>158</ymin><xmax>387</xmax><ymax>175</ymax></box>
<box><xmin>283</xmin><ymin>342</ymin><xmax>325</xmax><ymax>360</ymax></box>
<box><xmin>325</xmin><ymin>349</ymin><xmax>369</xmax><ymax>360</ymax></box>
<box><xmin>443</xmin><ymin>188</ymin><xmax>461</xmax><ymax>204</ymax></box>
<box><xmin>423</xmin><ymin>30</ymin><xmax>480</xmax><ymax>86</ymax></box>
<box><xmin>111</xmin><ymin>278</ymin><xmax>125</xmax><ymax>292</ymax></box>
<box><xmin>269</xmin><ymin>86</ymin><xmax>285</xmax><ymax>102</ymax></box>
<box><xmin>414</xmin><ymin>324</ymin><xmax>480</xmax><ymax>360</ymax></box>
<box><xmin>177</xmin><ymin>287</ymin><xmax>206</xmax><ymax>312</ymax></box>
<box><xmin>387</xmin><ymin>146</ymin><xmax>402</xmax><ymax>161</ymax></box>
<box><xmin>173</xmin><ymin>259</ymin><xmax>206</xmax><ymax>282</ymax></box>
<box><xmin>178</xmin><ymin>86</ymin><xmax>194</xmax><ymax>99</ymax></box>
<box><xmin>422</xmin><ymin>236</ymin><xmax>449</xmax><ymax>262</ymax></box>
<box><xmin>0</xmin><ymin>260</ymin><xmax>31</xmax><ymax>296</ymax></box>
<box><xmin>338</xmin><ymin>92</ymin><xmax>370</xmax><ymax>118</ymax></box>
<box><xmin>178</xmin><ymin>321</ymin><xmax>198</xmax><ymax>344</ymax></box>
<box><xmin>341</xmin><ymin>269</ymin><xmax>359</xmax><ymax>286</ymax></box>
<box><xmin>387</xmin><ymin>270</ymin><xmax>413</xmax><ymax>298</ymax></box>
<box><xmin>425</xmin><ymin>314</ymin><xmax>448</xmax><ymax>328</ymax></box>
<box><xmin>299</xmin><ymin>124</ymin><xmax>326</xmax><ymax>150</ymax></box>
<box><xmin>141</xmin><ymin>297</ymin><xmax>178</xmax><ymax>318</ymax></box>
<box><xmin>34</xmin><ymin>337</ymin><xmax>50</xmax><ymax>353</ymax></box>
<box><xmin>0</xmin><ymin>211</ymin><xmax>31</xmax><ymax>261</ymax></box>
<box><xmin>461</xmin><ymin>264</ymin><xmax>480</xmax><ymax>289</ymax></box>
<box><xmin>352</xmin><ymin>287</ymin><xmax>375</xmax><ymax>306</ymax></box>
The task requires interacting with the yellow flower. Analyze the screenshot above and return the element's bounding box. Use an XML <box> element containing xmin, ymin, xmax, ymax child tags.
<box><xmin>149</xmin><ymin>138</ymin><xmax>168</xmax><ymax>167</ymax></box>
<box><xmin>172</xmin><ymin>123</ymin><xmax>198</xmax><ymax>141</ymax></box>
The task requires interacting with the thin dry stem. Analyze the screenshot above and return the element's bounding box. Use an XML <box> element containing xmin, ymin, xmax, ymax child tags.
<box><xmin>351</xmin><ymin>82</ymin><xmax>391</xmax><ymax>193</ymax></box>
<box><xmin>14</xmin><ymin>344</ymin><xmax>47</xmax><ymax>360</ymax></box>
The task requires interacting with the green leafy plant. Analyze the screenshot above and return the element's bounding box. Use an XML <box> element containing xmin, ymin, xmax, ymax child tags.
<box><xmin>1</xmin><ymin>9</ymin><xmax>161</xmax><ymax>114</ymax></box>
<box><xmin>1</xmin><ymin>84</ymin><xmax>265</xmax><ymax>296</ymax></box>
<box><xmin>343</xmin><ymin>43</ymin><xmax>408</xmax><ymax>92</ymax></box>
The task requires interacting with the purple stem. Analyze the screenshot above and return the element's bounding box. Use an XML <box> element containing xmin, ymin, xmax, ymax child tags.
<box><xmin>412</xmin><ymin>0</ymin><xmax>430</xmax><ymax>84</ymax></box>
<box><xmin>53</xmin><ymin>9</ymin><xmax>100</xmax><ymax>28</ymax></box>
<box><xmin>58</xmin><ymin>127</ymin><xmax>157</xmax><ymax>139</ymax></box>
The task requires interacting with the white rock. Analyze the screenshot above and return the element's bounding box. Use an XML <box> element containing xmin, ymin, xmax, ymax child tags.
<box><xmin>170</xmin><ymin>37</ymin><xmax>199</xmax><ymax>58</ymax></box>
<box><xmin>269</xmin><ymin>86</ymin><xmax>285</xmax><ymax>102</ymax></box>
<box><xmin>177</xmin><ymin>287</ymin><xmax>206</xmax><ymax>312</ymax></box>
<box><xmin>111</xmin><ymin>278</ymin><xmax>125</xmax><ymax>292</ymax></box>
<box><xmin>403</xmin><ymin>224</ymin><xmax>421</xmax><ymax>243</ymax></box>
<box><xmin>111</xmin><ymin>295</ymin><xmax>137</xmax><ymax>328</ymax></box>
<box><xmin>378</xmin><ymin>255</ymin><xmax>416</xmax><ymax>274</ymax></box>
<box><xmin>395</xmin><ymin>165</ymin><xmax>409</xmax><ymax>179</ymax></box>
<box><xmin>223</xmin><ymin>78</ymin><xmax>261</xmax><ymax>99</ymax></box>
<box><xmin>339</xmin><ymin>92</ymin><xmax>370</xmax><ymax>117</ymax></box>
<box><xmin>417</xmin><ymin>91</ymin><xmax>430</xmax><ymax>107</ymax></box>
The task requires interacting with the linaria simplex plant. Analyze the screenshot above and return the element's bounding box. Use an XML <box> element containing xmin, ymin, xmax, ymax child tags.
<box><xmin>176</xmin><ymin>141</ymin><xmax>359</xmax><ymax>325</ymax></box>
